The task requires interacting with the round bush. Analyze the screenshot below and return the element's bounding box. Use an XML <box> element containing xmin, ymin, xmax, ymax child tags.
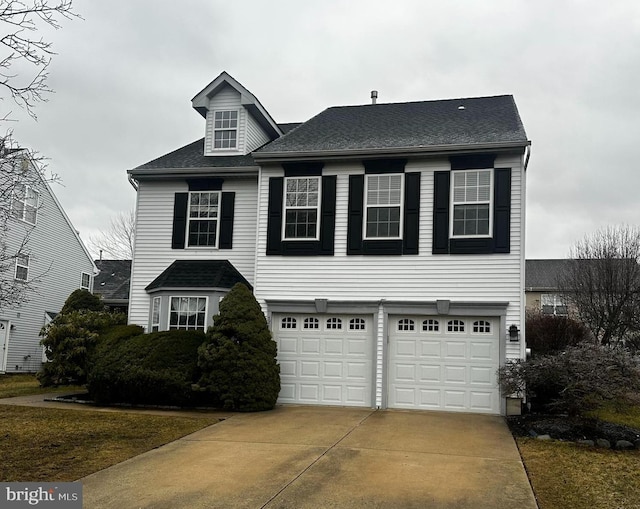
<box><xmin>87</xmin><ymin>329</ymin><xmax>205</xmax><ymax>406</ymax></box>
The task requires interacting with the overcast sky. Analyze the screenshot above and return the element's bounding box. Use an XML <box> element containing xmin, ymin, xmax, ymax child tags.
<box><xmin>6</xmin><ymin>0</ymin><xmax>640</xmax><ymax>259</ymax></box>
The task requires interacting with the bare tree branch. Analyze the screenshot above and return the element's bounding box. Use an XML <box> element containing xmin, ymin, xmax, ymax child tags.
<box><xmin>0</xmin><ymin>0</ymin><xmax>80</xmax><ymax>118</ymax></box>
<box><xmin>88</xmin><ymin>209</ymin><xmax>135</xmax><ymax>260</ymax></box>
<box><xmin>558</xmin><ymin>225</ymin><xmax>640</xmax><ymax>347</ymax></box>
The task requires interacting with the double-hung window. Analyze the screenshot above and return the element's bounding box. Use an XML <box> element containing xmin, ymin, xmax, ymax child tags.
<box><xmin>283</xmin><ymin>177</ymin><xmax>320</xmax><ymax>240</ymax></box>
<box><xmin>364</xmin><ymin>174</ymin><xmax>403</xmax><ymax>239</ymax></box>
<box><xmin>541</xmin><ymin>294</ymin><xmax>568</xmax><ymax>316</ymax></box>
<box><xmin>151</xmin><ymin>297</ymin><xmax>161</xmax><ymax>332</ymax></box>
<box><xmin>213</xmin><ymin>110</ymin><xmax>238</xmax><ymax>149</ymax></box>
<box><xmin>169</xmin><ymin>296</ymin><xmax>207</xmax><ymax>331</ymax></box>
<box><xmin>187</xmin><ymin>191</ymin><xmax>220</xmax><ymax>247</ymax></box>
<box><xmin>451</xmin><ymin>169</ymin><xmax>492</xmax><ymax>237</ymax></box>
<box><xmin>81</xmin><ymin>272</ymin><xmax>91</xmax><ymax>290</ymax></box>
<box><xmin>15</xmin><ymin>254</ymin><xmax>29</xmax><ymax>281</ymax></box>
<box><xmin>11</xmin><ymin>184</ymin><xmax>39</xmax><ymax>224</ymax></box>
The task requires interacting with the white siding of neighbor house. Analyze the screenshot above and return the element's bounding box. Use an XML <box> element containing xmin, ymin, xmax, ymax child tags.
<box><xmin>254</xmin><ymin>153</ymin><xmax>526</xmax><ymax>364</ymax></box>
<box><xmin>128</xmin><ymin>177</ymin><xmax>259</xmax><ymax>330</ymax></box>
<box><xmin>0</xmin><ymin>166</ymin><xmax>95</xmax><ymax>373</ymax></box>
<box><xmin>202</xmin><ymin>85</ymin><xmax>272</xmax><ymax>156</ymax></box>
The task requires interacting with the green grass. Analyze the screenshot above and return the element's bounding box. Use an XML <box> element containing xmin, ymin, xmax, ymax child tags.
<box><xmin>0</xmin><ymin>405</ymin><xmax>221</xmax><ymax>482</ymax></box>
<box><xmin>518</xmin><ymin>400</ymin><xmax>640</xmax><ymax>509</ymax></box>
<box><xmin>0</xmin><ymin>374</ymin><xmax>84</xmax><ymax>399</ymax></box>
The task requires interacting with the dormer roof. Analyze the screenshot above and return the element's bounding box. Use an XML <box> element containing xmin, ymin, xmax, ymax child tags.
<box><xmin>191</xmin><ymin>71</ymin><xmax>283</xmax><ymax>139</ymax></box>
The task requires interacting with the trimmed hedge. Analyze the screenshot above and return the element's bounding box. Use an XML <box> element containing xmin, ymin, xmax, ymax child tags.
<box><xmin>87</xmin><ymin>329</ymin><xmax>205</xmax><ymax>406</ymax></box>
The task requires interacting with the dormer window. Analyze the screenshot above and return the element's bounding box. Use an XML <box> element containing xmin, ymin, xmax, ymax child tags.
<box><xmin>213</xmin><ymin>110</ymin><xmax>238</xmax><ymax>149</ymax></box>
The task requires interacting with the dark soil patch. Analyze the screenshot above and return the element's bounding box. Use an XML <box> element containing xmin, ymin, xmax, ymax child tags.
<box><xmin>508</xmin><ymin>414</ymin><xmax>640</xmax><ymax>446</ymax></box>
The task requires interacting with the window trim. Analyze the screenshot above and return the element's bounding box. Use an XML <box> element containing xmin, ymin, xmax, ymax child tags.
<box><xmin>186</xmin><ymin>191</ymin><xmax>221</xmax><ymax>248</ymax></box>
<box><xmin>449</xmin><ymin>169</ymin><xmax>494</xmax><ymax>239</ymax></box>
<box><xmin>212</xmin><ymin>109</ymin><xmax>239</xmax><ymax>150</ymax></box>
<box><xmin>11</xmin><ymin>183</ymin><xmax>39</xmax><ymax>225</ymax></box>
<box><xmin>282</xmin><ymin>176</ymin><xmax>322</xmax><ymax>241</ymax></box>
<box><xmin>81</xmin><ymin>272</ymin><xmax>91</xmax><ymax>290</ymax></box>
<box><xmin>14</xmin><ymin>254</ymin><xmax>29</xmax><ymax>281</ymax></box>
<box><xmin>151</xmin><ymin>296</ymin><xmax>161</xmax><ymax>332</ymax></box>
<box><xmin>168</xmin><ymin>296</ymin><xmax>208</xmax><ymax>331</ymax></box>
<box><xmin>363</xmin><ymin>173</ymin><xmax>404</xmax><ymax>240</ymax></box>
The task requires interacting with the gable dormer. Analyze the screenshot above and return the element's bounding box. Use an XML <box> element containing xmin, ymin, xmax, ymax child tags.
<box><xmin>191</xmin><ymin>71</ymin><xmax>283</xmax><ymax>157</ymax></box>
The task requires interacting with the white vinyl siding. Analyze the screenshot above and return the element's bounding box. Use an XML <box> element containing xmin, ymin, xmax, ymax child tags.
<box><xmin>127</xmin><ymin>178</ymin><xmax>258</xmax><ymax>330</ymax></box>
<box><xmin>255</xmin><ymin>153</ymin><xmax>526</xmax><ymax>365</ymax></box>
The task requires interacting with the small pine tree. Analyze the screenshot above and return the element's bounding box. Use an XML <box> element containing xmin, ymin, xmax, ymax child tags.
<box><xmin>197</xmin><ymin>283</ymin><xmax>280</xmax><ymax>411</ymax></box>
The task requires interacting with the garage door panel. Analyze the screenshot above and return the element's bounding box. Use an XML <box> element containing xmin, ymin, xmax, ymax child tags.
<box><xmin>275</xmin><ymin>314</ymin><xmax>373</xmax><ymax>407</ymax></box>
<box><xmin>300</xmin><ymin>361</ymin><xmax>320</xmax><ymax>377</ymax></box>
<box><xmin>396</xmin><ymin>340</ymin><xmax>416</xmax><ymax>356</ymax></box>
<box><xmin>301</xmin><ymin>339</ymin><xmax>320</xmax><ymax>354</ymax></box>
<box><xmin>419</xmin><ymin>364</ymin><xmax>440</xmax><ymax>382</ymax></box>
<box><xmin>420</xmin><ymin>341</ymin><xmax>441</xmax><ymax>357</ymax></box>
<box><xmin>323</xmin><ymin>362</ymin><xmax>343</xmax><ymax>377</ymax></box>
<box><xmin>444</xmin><ymin>341</ymin><xmax>466</xmax><ymax>359</ymax></box>
<box><xmin>324</xmin><ymin>339</ymin><xmax>343</xmax><ymax>355</ymax></box>
<box><xmin>280</xmin><ymin>360</ymin><xmax>297</xmax><ymax>376</ymax></box>
<box><xmin>389</xmin><ymin>316</ymin><xmax>500</xmax><ymax>414</ymax></box>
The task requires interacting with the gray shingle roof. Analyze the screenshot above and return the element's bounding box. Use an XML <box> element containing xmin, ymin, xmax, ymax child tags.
<box><xmin>525</xmin><ymin>259</ymin><xmax>572</xmax><ymax>290</ymax></box>
<box><xmin>256</xmin><ymin>95</ymin><xmax>528</xmax><ymax>157</ymax></box>
<box><xmin>94</xmin><ymin>260</ymin><xmax>131</xmax><ymax>301</ymax></box>
<box><xmin>133</xmin><ymin>123</ymin><xmax>303</xmax><ymax>171</ymax></box>
<box><xmin>145</xmin><ymin>260</ymin><xmax>251</xmax><ymax>291</ymax></box>
<box><xmin>134</xmin><ymin>139</ymin><xmax>257</xmax><ymax>170</ymax></box>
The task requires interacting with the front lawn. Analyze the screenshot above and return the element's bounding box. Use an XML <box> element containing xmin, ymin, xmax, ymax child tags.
<box><xmin>517</xmin><ymin>401</ymin><xmax>640</xmax><ymax>509</ymax></box>
<box><xmin>0</xmin><ymin>405</ymin><xmax>221</xmax><ymax>481</ymax></box>
<box><xmin>0</xmin><ymin>374</ymin><xmax>83</xmax><ymax>399</ymax></box>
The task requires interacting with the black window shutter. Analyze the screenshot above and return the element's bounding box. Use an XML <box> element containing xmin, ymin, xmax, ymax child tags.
<box><xmin>403</xmin><ymin>172</ymin><xmax>420</xmax><ymax>255</ymax></box>
<box><xmin>493</xmin><ymin>168</ymin><xmax>511</xmax><ymax>253</ymax></box>
<box><xmin>171</xmin><ymin>193</ymin><xmax>188</xmax><ymax>249</ymax></box>
<box><xmin>219</xmin><ymin>192</ymin><xmax>235</xmax><ymax>249</ymax></box>
<box><xmin>347</xmin><ymin>174</ymin><xmax>364</xmax><ymax>254</ymax></box>
<box><xmin>432</xmin><ymin>172</ymin><xmax>450</xmax><ymax>254</ymax></box>
<box><xmin>320</xmin><ymin>175</ymin><xmax>336</xmax><ymax>254</ymax></box>
<box><xmin>266</xmin><ymin>177</ymin><xmax>284</xmax><ymax>255</ymax></box>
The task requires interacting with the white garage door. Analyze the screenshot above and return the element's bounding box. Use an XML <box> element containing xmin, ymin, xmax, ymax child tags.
<box><xmin>388</xmin><ymin>316</ymin><xmax>500</xmax><ymax>414</ymax></box>
<box><xmin>274</xmin><ymin>313</ymin><xmax>374</xmax><ymax>407</ymax></box>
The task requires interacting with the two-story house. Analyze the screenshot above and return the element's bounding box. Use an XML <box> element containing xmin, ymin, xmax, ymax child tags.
<box><xmin>0</xmin><ymin>152</ymin><xmax>96</xmax><ymax>373</ymax></box>
<box><xmin>128</xmin><ymin>72</ymin><xmax>530</xmax><ymax>415</ymax></box>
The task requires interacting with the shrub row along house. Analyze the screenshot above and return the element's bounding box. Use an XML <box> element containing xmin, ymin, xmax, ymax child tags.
<box><xmin>128</xmin><ymin>72</ymin><xmax>531</xmax><ymax>415</ymax></box>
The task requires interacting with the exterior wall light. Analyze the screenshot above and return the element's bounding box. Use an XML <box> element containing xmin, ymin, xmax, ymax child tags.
<box><xmin>509</xmin><ymin>324</ymin><xmax>520</xmax><ymax>342</ymax></box>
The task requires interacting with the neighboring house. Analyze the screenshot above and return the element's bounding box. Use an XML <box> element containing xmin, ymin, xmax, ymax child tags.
<box><xmin>525</xmin><ymin>259</ymin><xmax>570</xmax><ymax>316</ymax></box>
<box><xmin>0</xmin><ymin>153</ymin><xmax>95</xmax><ymax>373</ymax></box>
<box><xmin>93</xmin><ymin>259</ymin><xmax>131</xmax><ymax>315</ymax></box>
<box><xmin>128</xmin><ymin>71</ymin><xmax>531</xmax><ymax>415</ymax></box>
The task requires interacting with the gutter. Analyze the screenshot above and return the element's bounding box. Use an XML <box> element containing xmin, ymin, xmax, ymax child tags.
<box><xmin>127</xmin><ymin>166</ymin><xmax>260</xmax><ymax>180</ymax></box>
<box><xmin>253</xmin><ymin>140</ymin><xmax>532</xmax><ymax>163</ymax></box>
<box><xmin>127</xmin><ymin>173</ymin><xmax>138</xmax><ymax>191</ymax></box>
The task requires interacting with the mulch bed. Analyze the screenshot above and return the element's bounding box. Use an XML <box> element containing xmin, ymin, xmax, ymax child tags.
<box><xmin>508</xmin><ymin>414</ymin><xmax>640</xmax><ymax>445</ymax></box>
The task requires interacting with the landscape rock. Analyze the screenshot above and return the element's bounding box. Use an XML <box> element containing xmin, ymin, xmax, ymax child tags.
<box><xmin>616</xmin><ymin>440</ymin><xmax>635</xmax><ymax>450</ymax></box>
<box><xmin>536</xmin><ymin>434</ymin><xmax>552</xmax><ymax>441</ymax></box>
<box><xmin>576</xmin><ymin>439</ymin><xmax>595</xmax><ymax>447</ymax></box>
<box><xmin>596</xmin><ymin>438</ymin><xmax>611</xmax><ymax>449</ymax></box>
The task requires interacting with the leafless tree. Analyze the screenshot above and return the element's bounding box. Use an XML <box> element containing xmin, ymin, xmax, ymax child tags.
<box><xmin>0</xmin><ymin>0</ymin><xmax>79</xmax><ymax>310</ymax></box>
<box><xmin>558</xmin><ymin>225</ymin><xmax>640</xmax><ymax>347</ymax></box>
<box><xmin>1</xmin><ymin>0</ymin><xmax>80</xmax><ymax>118</ymax></box>
<box><xmin>89</xmin><ymin>209</ymin><xmax>135</xmax><ymax>260</ymax></box>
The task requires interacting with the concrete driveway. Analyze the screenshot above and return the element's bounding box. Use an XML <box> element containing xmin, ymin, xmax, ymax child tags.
<box><xmin>81</xmin><ymin>406</ymin><xmax>537</xmax><ymax>509</ymax></box>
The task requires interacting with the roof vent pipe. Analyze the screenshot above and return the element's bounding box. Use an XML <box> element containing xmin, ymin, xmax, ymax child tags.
<box><xmin>371</xmin><ymin>90</ymin><xmax>378</xmax><ymax>104</ymax></box>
